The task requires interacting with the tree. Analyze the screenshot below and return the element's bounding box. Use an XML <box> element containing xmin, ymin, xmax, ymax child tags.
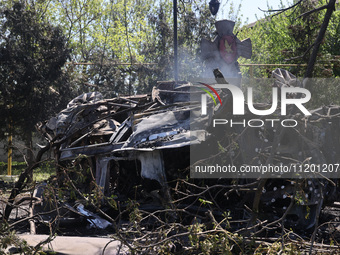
<box><xmin>238</xmin><ymin>0</ymin><xmax>340</xmax><ymax>78</ymax></box>
<box><xmin>33</xmin><ymin>0</ymin><xmax>221</xmax><ymax>95</ymax></box>
<box><xmin>0</xmin><ymin>2</ymin><xmax>73</xmax><ymax>163</ymax></box>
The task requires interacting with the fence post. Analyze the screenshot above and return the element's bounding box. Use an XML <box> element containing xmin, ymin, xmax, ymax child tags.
<box><xmin>249</xmin><ymin>65</ymin><xmax>254</xmax><ymax>78</ymax></box>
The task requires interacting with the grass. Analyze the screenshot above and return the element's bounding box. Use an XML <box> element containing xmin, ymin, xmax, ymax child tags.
<box><xmin>0</xmin><ymin>161</ymin><xmax>56</xmax><ymax>183</ymax></box>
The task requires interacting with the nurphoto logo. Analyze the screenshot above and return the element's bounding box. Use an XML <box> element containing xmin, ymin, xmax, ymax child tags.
<box><xmin>200</xmin><ymin>83</ymin><xmax>311</xmax><ymax>128</ymax></box>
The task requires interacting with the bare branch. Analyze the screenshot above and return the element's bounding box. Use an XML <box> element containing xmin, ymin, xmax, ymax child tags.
<box><xmin>258</xmin><ymin>0</ymin><xmax>304</xmax><ymax>17</ymax></box>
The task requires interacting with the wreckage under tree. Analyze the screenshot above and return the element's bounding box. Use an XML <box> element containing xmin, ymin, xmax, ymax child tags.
<box><xmin>29</xmin><ymin>67</ymin><xmax>339</xmax><ymax>230</ymax></box>
<box><xmin>2</xmin><ymin>20</ymin><xmax>340</xmax><ymax>252</ymax></box>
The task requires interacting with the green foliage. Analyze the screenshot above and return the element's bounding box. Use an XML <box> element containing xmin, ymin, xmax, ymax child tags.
<box><xmin>305</xmin><ymin>78</ymin><xmax>340</xmax><ymax>107</ymax></box>
<box><xmin>0</xmin><ymin>1</ymin><xmax>73</xmax><ymax>147</ymax></box>
<box><xmin>0</xmin><ymin>0</ymin><xmax>246</xmax><ymax>116</ymax></box>
<box><xmin>6</xmin><ymin>0</ymin><xmax>221</xmax><ymax>96</ymax></box>
<box><xmin>47</xmin><ymin>156</ymin><xmax>118</xmax><ymax>210</ymax></box>
<box><xmin>187</xmin><ymin>222</ymin><xmax>244</xmax><ymax>254</ymax></box>
<box><xmin>33</xmin><ymin>162</ymin><xmax>56</xmax><ymax>182</ymax></box>
<box><xmin>198</xmin><ymin>198</ymin><xmax>213</xmax><ymax>206</ymax></box>
<box><xmin>238</xmin><ymin>0</ymin><xmax>340</xmax><ymax>78</ymax></box>
<box><xmin>0</xmin><ymin>161</ymin><xmax>55</xmax><ymax>182</ymax></box>
<box><xmin>128</xmin><ymin>199</ymin><xmax>142</xmax><ymax>226</ymax></box>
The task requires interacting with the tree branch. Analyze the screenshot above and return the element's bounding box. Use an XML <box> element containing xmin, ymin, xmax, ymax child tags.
<box><xmin>284</xmin><ymin>42</ymin><xmax>315</xmax><ymax>62</ymax></box>
<box><xmin>304</xmin><ymin>0</ymin><xmax>337</xmax><ymax>80</ymax></box>
<box><xmin>296</xmin><ymin>4</ymin><xmax>328</xmax><ymax>20</ymax></box>
<box><xmin>258</xmin><ymin>0</ymin><xmax>304</xmax><ymax>17</ymax></box>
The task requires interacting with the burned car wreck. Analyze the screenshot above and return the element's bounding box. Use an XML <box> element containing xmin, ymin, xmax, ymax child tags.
<box><xmin>38</xmin><ymin>81</ymin><xmax>196</xmax><ymax>194</ymax></box>
<box><xmin>35</xmin><ymin>68</ymin><xmax>340</xmax><ymax>232</ymax></box>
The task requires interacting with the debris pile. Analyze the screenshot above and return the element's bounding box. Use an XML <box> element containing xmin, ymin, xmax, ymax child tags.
<box><xmin>2</xmin><ymin>69</ymin><xmax>340</xmax><ymax>254</ymax></box>
<box><xmin>33</xmin><ymin>69</ymin><xmax>340</xmax><ymax>233</ymax></box>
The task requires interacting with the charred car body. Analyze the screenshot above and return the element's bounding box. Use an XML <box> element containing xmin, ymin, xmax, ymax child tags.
<box><xmin>35</xmin><ymin>19</ymin><xmax>339</xmax><ymax>231</ymax></box>
<box><xmin>36</xmin><ymin>68</ymin><xmax>339</xmax><ymax>230</ymax></box>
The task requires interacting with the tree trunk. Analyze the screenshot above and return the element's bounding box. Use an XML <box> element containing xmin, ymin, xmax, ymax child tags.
<box><xmin>304</xmin><ymin>0</ymin><xmax>337</xmax><ymax>80</ymax></box>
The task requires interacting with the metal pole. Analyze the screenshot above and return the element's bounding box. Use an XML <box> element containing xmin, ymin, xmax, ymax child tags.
<box><xmin>173</xmin><ymin>0</ymin><xmax>178</xmax><ymax>82</ymax></box>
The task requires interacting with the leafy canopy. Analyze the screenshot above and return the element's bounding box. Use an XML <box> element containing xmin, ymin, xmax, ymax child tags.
<box><xmin>0</xmin><ymin>2</ymin><xmax>73</xmax><ymax>141</ymax></box>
